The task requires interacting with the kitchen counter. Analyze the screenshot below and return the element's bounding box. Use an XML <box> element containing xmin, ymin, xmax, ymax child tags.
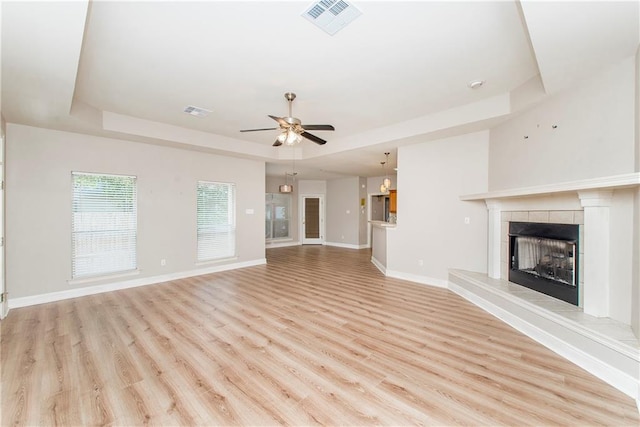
<box><xmin>369</xmin><ymin>221</ymin><xmax>395</xmax><ymax>273</ymax></box>
<box><xmin>369</xmin><ymin>220</ymin><xmax>396</xmax><ymax>228</ymax></box>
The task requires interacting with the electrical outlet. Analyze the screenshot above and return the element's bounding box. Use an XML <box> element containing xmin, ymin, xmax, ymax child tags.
<box><xmin>160</xmin><ymin>259</ymin><xmax>166</xmax><ymax>266</ymax></box>
<box><xmin>464</xmin><ymin>217</ymin><xmax>470</xmax><ymax>224</ymax></box>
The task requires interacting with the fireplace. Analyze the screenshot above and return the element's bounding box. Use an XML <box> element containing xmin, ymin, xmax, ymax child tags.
<box><xmin>509</xmin><ymin>222</ymin><xmax>579</xmax><ymax>305</ymax></box>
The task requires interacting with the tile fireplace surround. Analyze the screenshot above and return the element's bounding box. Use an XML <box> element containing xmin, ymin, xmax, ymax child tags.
<box><xmin>454</xmin><ymin>173</ymin><xmax>640</xmax><ymax>403</ymax></box>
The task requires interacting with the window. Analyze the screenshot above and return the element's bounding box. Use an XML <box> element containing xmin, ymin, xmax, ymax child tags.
<box><xmin>266</xmin><ymin>193</ymin><xmax>291</xmax><ymax>241</ymax></box>
<box><xmin>197</xmin><ymin>181</ymin><xmax>236</xmax><ymax>261</ymax></box>
<box><xmin>72</xmin><ymin>172</ymin><xmax>137</xmax><ymax>278</ymax></box>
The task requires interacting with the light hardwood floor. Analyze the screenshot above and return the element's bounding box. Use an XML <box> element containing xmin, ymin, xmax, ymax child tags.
<box><xmin>2</xmin><ymin>245</ymin><xmax>639</xmax><ymax>426</ymax></box>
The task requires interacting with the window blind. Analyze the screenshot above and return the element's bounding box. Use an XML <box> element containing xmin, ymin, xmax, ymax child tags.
<box><xmin>197</xmin><ymin>181</ymin><xmax>236</xmax><ymax>261</ymax></box>
<box><xmin>72</xmin><ymin>172</ymin><xmax>137</xmax><ymax>278</ymax></box>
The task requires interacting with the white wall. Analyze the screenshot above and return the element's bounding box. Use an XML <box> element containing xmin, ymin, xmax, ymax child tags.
<box><xmin>298</xmin><ymin>180</ymin><xmax>326</xmax><ymax>195</ymax></box>
<box><xmin>610</xmin><ymin>189</ymin><xmax>635</xmax><ymax>324</ymax></box>
<box><xmin>358</xmin><ymin>177</ymin><xmax>368</xmax><ymax>246</ymax></box>
<box><xmin>0</xmin><ymin>116</ymin><xmax>5</xmax><ymax>318</ymax></box>
<box><xmin>6</xmin><ymin>124</ymin><xmax>265</xmax><ymax>299</ymax></box>
<box><xmin>326</xmin><ymin>177</ymin><xmax>360</xmax><ymax>246</ymax></box>
<box><xmin>632</xmin><ymin>46</ymin><xmax>640</xmax><ymax>337</ymax></box>
<box><xmin>490</xmin><ymin>56</ymin><xmax>636</xmax><ymax>190</ymax></box>
<box><xmin>387</xmin><ymin>131</ymin><xmax>489</xmax><ymax>285</ymax></box>
<box><xmin>633</xmin><ymin>187</ymin><xmax>640</xmax><ymax>336</ymax></box>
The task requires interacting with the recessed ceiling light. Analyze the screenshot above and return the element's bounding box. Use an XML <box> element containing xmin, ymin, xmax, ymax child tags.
<box><xmin>468</xmin><ymin>80</ymin><xmax>485</xmax><ymax>89</ymax></box>
<box><xmin>183</xmin><ymin>105</ymin><xmax>211</xmax><ymax>118</ymax></box>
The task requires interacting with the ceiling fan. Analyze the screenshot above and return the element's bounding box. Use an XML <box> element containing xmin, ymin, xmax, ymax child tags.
<box><xmin>240</xmin><ymin>92</ymin><xmax>334</xmax><ymax>146</ymax></box>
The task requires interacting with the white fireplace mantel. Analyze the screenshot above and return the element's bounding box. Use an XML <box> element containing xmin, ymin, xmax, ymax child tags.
<box><xmin>460</xmin><ymin>172</ymin><xmax>640</xmax><ymax>201</ymax></box>
<box><xmin>459</xmin><ymin>172</ymin><xmax>640</xmax><ymax>319</ymax></box>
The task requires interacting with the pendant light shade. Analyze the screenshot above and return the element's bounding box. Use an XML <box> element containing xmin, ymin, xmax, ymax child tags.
<box><xmin>279</xmin><ymin>183</ymin><xmax>293</xmax><ymax>193</ymax></box>
<box><xmin>380</xmin><ymin>183</ymin><xmax>387</xmax><ymax>193</ymax></box>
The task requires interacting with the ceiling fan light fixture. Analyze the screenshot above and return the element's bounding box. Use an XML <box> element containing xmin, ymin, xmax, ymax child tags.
<box><xmin>240</xmin><ymin>92</ymin><xmax>334</xmax><ymax>146</ymax></box>
<box><xmin>285</xmin><ymin>129</ymin><xmax>301</xmax><ymax>145</ymax></box>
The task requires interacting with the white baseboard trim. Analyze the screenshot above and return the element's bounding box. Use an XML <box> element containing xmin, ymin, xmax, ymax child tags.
<box><xmin>385</xmin><ymin>269</ymin><xmax>448</xmax><ymax>288</ymax></box>
<box><xmin>8</xmin><ymin>258</ymin><xmax>267</xmax><ymax>310</ymax></box>
<box><xmin>324</xmin><ymin>242</ymin><xmax>368</xmax><ymax>250</ymax></box>
<box><xmin>266</xmin><ymin>241</ymin><xmax>301</xmax><ymax>248</ymax></box>
<box><xmin>448</xmin><ymin>274</ymin><xmax>640</xmax><ymax>402</ymax></box>
<box><xmin>371</xmin><ymin>256</ymin><xmax>386</xmax><ymax>275</ymax></box>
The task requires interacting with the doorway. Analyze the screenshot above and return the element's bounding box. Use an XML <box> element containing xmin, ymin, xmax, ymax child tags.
<box><xmin>301</xmin><ymin>195</ymin><xmax>324</xmax><ymax>245</ymax></box>
<box><xmin>367</xmin><ymin>193</ymin><xmax>390</xmax><ymax>248</ymax></box>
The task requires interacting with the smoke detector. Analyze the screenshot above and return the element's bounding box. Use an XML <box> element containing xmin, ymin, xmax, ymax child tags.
<box><xmin>302</xmin><ymin>0</ymin><xmax>362</xmax><ymax>35</ymax></box>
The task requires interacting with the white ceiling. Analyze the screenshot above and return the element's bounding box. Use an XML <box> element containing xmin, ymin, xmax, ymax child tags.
<box><xmin>2</xmin><ymin>1</ymin><xmax>638</xmax><ymax>180</ymax></box>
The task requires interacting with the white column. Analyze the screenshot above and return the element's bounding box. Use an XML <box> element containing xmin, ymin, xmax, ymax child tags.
<box><xmin>486</xmin><ymin>199</ymin><xmax>502</xmax><ymax>279</ymax></box>
<box><xmin>578</xmin><ymin>190</ymin><xmax>613</xmax><ymax>317</ymax></box>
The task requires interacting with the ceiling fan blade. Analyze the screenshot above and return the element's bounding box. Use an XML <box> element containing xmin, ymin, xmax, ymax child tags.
<box><xmin>273</xmin><ymin>139</ymin><xmax>283</xmax><ymax>147</ymax></box>
<box><xmin>301</xmin><ymin>124</ymin><xmax>335</xmax><ymax>131</ymax></box>
<box><xmin>301</xmin><ymin>131</ymin><xmax>327</xmax><ymax>145</ymax></box>
<box><xmin>240</xmin><ymin>127</ymin><xmax>278</xmax><ymax>132</ymax></box>
<box><xmin>268</xmin><ymin>115</ymin><xmax>289</xmax><ymax>127</ymax></box>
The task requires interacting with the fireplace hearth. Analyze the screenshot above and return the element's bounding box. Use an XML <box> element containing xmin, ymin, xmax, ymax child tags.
<box><xmin>509</xmin><ymin>221</ymin><xmax>579</xmax><ymax>305</ymax></box>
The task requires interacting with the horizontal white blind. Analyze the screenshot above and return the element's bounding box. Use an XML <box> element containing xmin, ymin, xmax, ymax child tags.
<box><xmin>72</xmin><ymin>172</ymin><xmax>137</xmax><ymax>278</ymax></box>
<box><xmin>197</xmin><ymin>181</ymin><xmax>236</xmax><ymax>261</ymax></box>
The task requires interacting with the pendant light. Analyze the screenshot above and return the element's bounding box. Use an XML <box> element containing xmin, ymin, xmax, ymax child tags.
<box><xmin>379</xmin><ymin>159</ymin><xmax>388</xmax><ymax>194</ymax></box>
<box><xmin>382</xmin><ymin>152</ymin><xmax>391</xmax><ymax>189</ymax></box>
<box><xmin>279</xmin><ymin>153</ymin><xmax>297</xmax><ymax>193</ymax></box>
<box><xmin>279</xmin><ymin>172</ymin><xmax>293</xmax><ymax>193</ymax></box>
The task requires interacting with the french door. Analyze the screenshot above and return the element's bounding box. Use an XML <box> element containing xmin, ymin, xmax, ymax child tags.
<box><xmin>301</xmin><ymin>195</ymin><xmax>324</xmax><ymax>245</ymax></box>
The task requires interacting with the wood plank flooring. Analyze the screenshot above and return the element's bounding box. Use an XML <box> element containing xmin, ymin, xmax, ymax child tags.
<box><xmin>2</xmin><ymin>245</ymin><xmax>639</xmax><ymax>426</ymax></box>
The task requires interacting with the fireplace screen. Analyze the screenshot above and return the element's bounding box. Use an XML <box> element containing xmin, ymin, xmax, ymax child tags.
<box><xmin>513</xmin><ymin>236</ymin><xmax>575</xmax><ymax>286</ymax></box>
<box><xmin>509</xmin><ymin>221</ymin><xmax>579</xmax><ymax>305</ymax></box>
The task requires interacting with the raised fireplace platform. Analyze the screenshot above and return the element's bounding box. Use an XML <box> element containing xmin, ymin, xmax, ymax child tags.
<box><xmin>449</xmin><ymin>269</ymin><xmax>639</xmax><ymax>401</ymax></box>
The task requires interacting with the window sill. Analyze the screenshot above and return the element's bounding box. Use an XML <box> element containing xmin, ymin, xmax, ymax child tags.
<box><xmin>68</xmin><ymin>269</ymin><xmax>140</xmax><ymax>286</ymax></box>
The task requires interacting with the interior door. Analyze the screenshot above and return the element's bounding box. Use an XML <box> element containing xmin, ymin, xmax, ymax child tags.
<box><xmin>302</xmin><ymin>195</ymin><xmax>323</xmax><ymax>245</ymax></box>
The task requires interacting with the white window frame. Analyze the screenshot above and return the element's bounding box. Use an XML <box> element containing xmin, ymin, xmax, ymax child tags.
<box><xmin>71</xmin><ymin>172</ymin><xmax>137</xmax><ymax>279</ymax></box>
<box><xmin>197</xmin><ymin>181</ymin><xmax>236</xmax><ymax>262</ymax></box>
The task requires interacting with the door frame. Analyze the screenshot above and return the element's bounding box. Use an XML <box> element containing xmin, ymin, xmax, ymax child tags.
<box><xmin>300</xmin><ymin>194</ymin><xmax>324</xmax><ymax>245</ymax></box>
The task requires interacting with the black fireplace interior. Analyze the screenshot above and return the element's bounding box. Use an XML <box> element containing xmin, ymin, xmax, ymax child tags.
<box><xmin>509</xmin><ymin>221</ymin><xmax>579</xmax><ymax>305</ymax></box>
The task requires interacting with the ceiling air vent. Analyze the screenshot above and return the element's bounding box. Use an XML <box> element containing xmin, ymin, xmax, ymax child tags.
<box><xmin>183</xmin><ymin>105</ymin><xmax>211</xmax><ymax>118</ymax></box>
<box><xmin>302</xmin><ymin>0</ymin><xmax>362</xmax><ymax>35</ymax></box>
